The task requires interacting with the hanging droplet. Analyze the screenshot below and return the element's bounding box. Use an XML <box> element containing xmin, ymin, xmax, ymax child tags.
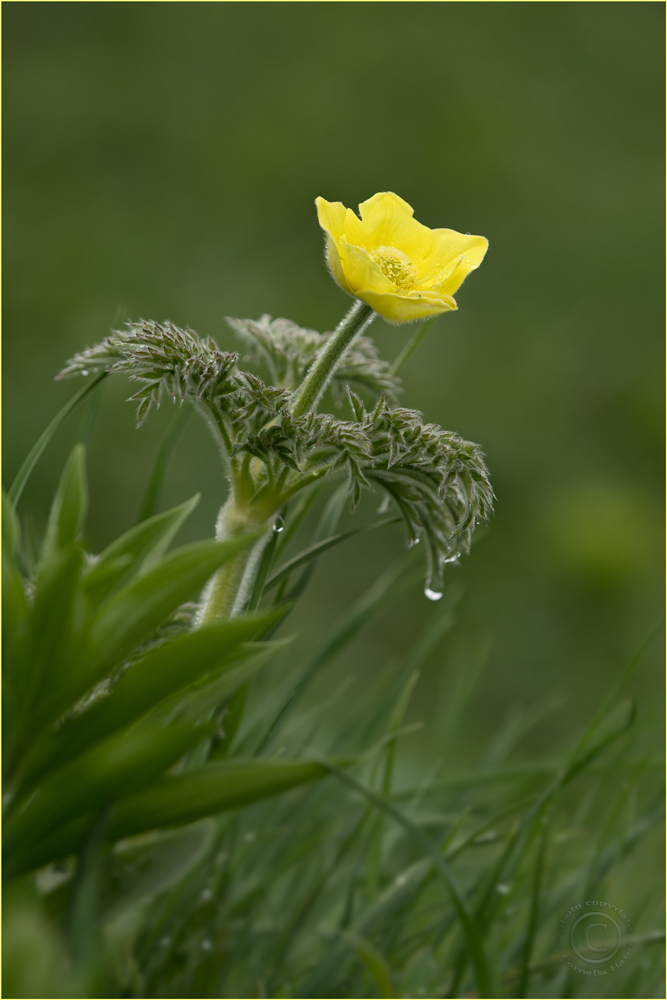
<box><xmin>378</xmin><ymin>494</ymin><xmax>392</xmax><ymax>514</ymax></box>
<box><xmin>407</xmin><ymin>536</ymin><xmax>421</xmax><ymax>548</ymax></box>
<box><xmin>273</xmin><ymin>516</ymin><xmax>285</xmax><ymax>533</ymax></box>
<box><xmin>443</xmin><ymin>554</ymin><xmax>459</xmax><ymax>565</ymax></box>
<box><xmin>424</xmin><ymin>584</ymin><xmax>444</xmax><ymax>601</ymax></box>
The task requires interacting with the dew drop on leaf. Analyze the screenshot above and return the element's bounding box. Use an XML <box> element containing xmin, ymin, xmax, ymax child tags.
<box><xmin>424</xmin><ymin>584</ymin><xmax>443</xmax><ymax>601</ymax></box>
<box><xmin>273</xmin><ymin>516</ymin><xmax>285</xmax><ymax>533</ymax></box>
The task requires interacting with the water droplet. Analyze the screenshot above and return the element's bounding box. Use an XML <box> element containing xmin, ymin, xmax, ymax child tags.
<box><xmin>443</xmin><ymin>554</ymin><xmax>459</xmax><ymax>565</ymax></box>
<box><xmin>81</xmin><ymin>370</ymin><xmax>89</xmax><ymax>376</ymax></box>
<box><xmin>273</xmin><ymin>516</ymin><xmax>284</xmax><ymax>533</ymax></box>
<box><xmin>424</xmin><ymin>584</ymin><xmax>443</xmax><ymax>601</ymax></box>
<box><xmin>496</xmin><ymin>882</ymin><xmax>511</xmax><ymax>895</ymax></box>
<box><xmin>407</xmin><ymin>536</ymin><xmax>420</xmax><ymax>548</ymax></box>
<box><xmin>466</xmin><ymin>232</ymin><xmax>471</xmax><ymax>236</ymax></box>
<box><xmin>201</xmin><ymin>939</ymin><xmax>213</xmax><ymax>951</ymax></box>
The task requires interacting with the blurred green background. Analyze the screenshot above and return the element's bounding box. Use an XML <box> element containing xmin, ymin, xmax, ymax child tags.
<box><xmin>3</xmin><ymin>3</ymin><xmax>664</xmax><ymax>761</ymax></box>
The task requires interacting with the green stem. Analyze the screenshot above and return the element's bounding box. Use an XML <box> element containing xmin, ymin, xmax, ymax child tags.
<box><xmin>389</xmin><ymin>317</ymin><xmax>437</xmax><ymax>376</ymax></box>
<box><xmin>201</xmin><ymin>301</ymin><xmax>375</xmax><ymax>623</ymax></box>
<box><xmin>290</xmin><ymin>300</ymin><xmax>375</xmax><ymax>417</ymax></box>
<box><xmin>198</xmin><ymin>499</ymin><xmax>273</xmax><ymax>624</ymax></box>
<box><xmin>198</xmin><ymin>545</ymin><xmax>256</xmax><ymax>625</ymax></box>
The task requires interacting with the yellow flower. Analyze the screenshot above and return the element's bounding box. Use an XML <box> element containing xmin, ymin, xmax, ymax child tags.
<box><xmin>316</xmin><ymin>192</ymin><xmax>488</xmax><ymax>324</ymax></box>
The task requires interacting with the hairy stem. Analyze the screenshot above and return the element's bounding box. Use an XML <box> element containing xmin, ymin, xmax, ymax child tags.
<box><xmin>201</xmin><ymin>300</ymin><xmax>374</xmax><ymax>622</ymax></box>
<box><xmin>290</xmin><ymin>301</ymin><xmax>375</xmax><ymax>417</ymax></box>
<box><xmin>198</xmin><ymin>499</ymin><xmax>273</xmax><ymax>624</ymax></box>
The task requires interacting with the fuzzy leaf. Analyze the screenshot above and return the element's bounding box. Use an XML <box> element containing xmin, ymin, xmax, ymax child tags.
<box><xmin>83</xmin><ymin>494</ymin><xmax>200</xmax><ymax>604</ymax></box>
<box><xmin>39</xmin><ymin>444</ymin><xmax>88</xmax><ymax>569</ymax></box>
<box><xmin>109</xmin><ymin>758</ymin><xmax>331</xmax><ymax>839</ymax></box>
<box><xmin>87</xmin><ymin>533</ymin><xmax>257</xmax><ymax>678</ymax></box>
<box><xmin>7</xmin><ymin>758</ymin><xmax>333</xmax><ymax>876</ymax></box>
<box><xmin>5</xmin><ymin>545</ymin><xmax>85</xmax><ymax>764</ymax></box>
<box><xmin>17</xmin><ymin>613</ymin><xmax>281</xmax><ymax>791</ymax></box>
<box><xmin>4</xmin><ymin>723</ymin><xmax>211</xmax><ymax>866</ymax></box>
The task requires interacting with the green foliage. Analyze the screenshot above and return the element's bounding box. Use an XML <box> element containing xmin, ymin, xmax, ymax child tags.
<box><xmin>59</xmin><ymin>318</ymin><xmax>493</xmax><ymax>588</ymax></box>
<box><xmin>2</xmin><ymin>450</ymin><xmax>323</xmax><ymax>889</ymax></box>
<box><xmin>4</xmin><ymin>309</ymin><xmax>661</xmax><ymax>1000</ymax></box>
<box><xmin>2</xmin><ymin>437</ymin><xmax>663</xmax><ymax>998</ymax></box>
<box><xmin>226</xmin><ymin>313</ymin><xmax>401</xmax><ymax>403</ymax></box>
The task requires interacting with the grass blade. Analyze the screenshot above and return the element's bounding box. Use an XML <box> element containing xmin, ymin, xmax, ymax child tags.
<box><xmin>263</xmin><ymin>516</ymin><xmax>401</xmax><ymax>592</ymax></box>
<box><xmin>341</xmin><ymin>930</ymin><xmax>394</xmax><ymax>998</ymax></box>
<box><xmin>258</xmin><ymin>555</ymin><xmax>422</xmax><ymax>750</ymax></box>
<box><xmin>317</xmin><ymin>758</ymin><xmax>493</xmax><ymax>999</ymax></box>
<box><xmin>389</xmin><ymin>318</ymin><xmax>437</xmax><ymax>376</ymax></box>
<box><xmin>7</xmin><ymin>372</ymin><xmax>107</xmax><ymax>508</ymax></box>
<box><xmin>517</xmin><ymin>812</ymin><xmax>549</xmax><ymax>998</ymax></box>
<box><xmin>137</xmin><ymin>402</ymin><xmax>191</xmax><ymax>523</ymax></box>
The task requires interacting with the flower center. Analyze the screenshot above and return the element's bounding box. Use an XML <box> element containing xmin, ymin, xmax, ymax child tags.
<box><xmin>370</xmin><ymin>245</ymin><xmax>417</xmax><ymax>290</ymax></box>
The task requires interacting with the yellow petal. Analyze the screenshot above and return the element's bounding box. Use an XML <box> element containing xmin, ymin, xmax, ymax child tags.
<box><xmin>315</xmin><ymin>192</ymin><xmax>487</xmax><ymax>324</ymax></box>
<box><xmin>355</xmin><ymin>288</ymin><xmax>458</xmax><ymax>325</ymax></box>
<box><xmin>337</xmin><ymin>239</ymin><xmax>395</xmax><ymax>295</ymax></box>
<box><xmin>422</xmin><ymin>231</ymin><xmax>489</xmax><ymax>294</ymax></box>
<box><xmin>315</xmin><ymin>197</ymin><xmax>347</xmax><ymax>241</ymax></box>
<box><xmin>357</xmin><ymin>191</ymin><xmax>433</xmax><ymax>259</ymax></box>
<box><xmin>323</xmin><ymin>233</ymin><xmax>353</xmax><ymax>295</ymax></box>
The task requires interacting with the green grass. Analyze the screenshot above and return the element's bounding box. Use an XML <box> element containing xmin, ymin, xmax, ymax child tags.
<box><xmin>2</xmin><ymin>362</ymin><xmax>663</xmax><ymax>1000</ymax></box>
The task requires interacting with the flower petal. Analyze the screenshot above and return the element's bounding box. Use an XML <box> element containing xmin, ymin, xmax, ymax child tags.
<box><xmin>422</xmin><ymin>232</ymin><xmax>489</xmax><ymax>294</ymax></box>
<box><xmin>355</xmin><ymin>288</ymin><xmax>458</xmax><ymax>325</ymax></box>
<box><xmin>315</xmin><ymin>197</ymin><xmax>347</xmax><ymax>241</ymax></box>
<box><xmin>324</xmin><ymin>234</ymin><xmax>353</xmax><ymax>295</ymax></box>
<box><xmin>315</xmin><ymin>193</ymin><xmax>487</xmax><ymax>324</ymax></box>
<box><xmin>357</xmin><ymin>192</ymin><xmax>433</xmax><ymax>259</ymax></box>
<box><xmin>337</xmin><ymin>239</ymin><xmax>395</xmax><ymax>295</ymax></box>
